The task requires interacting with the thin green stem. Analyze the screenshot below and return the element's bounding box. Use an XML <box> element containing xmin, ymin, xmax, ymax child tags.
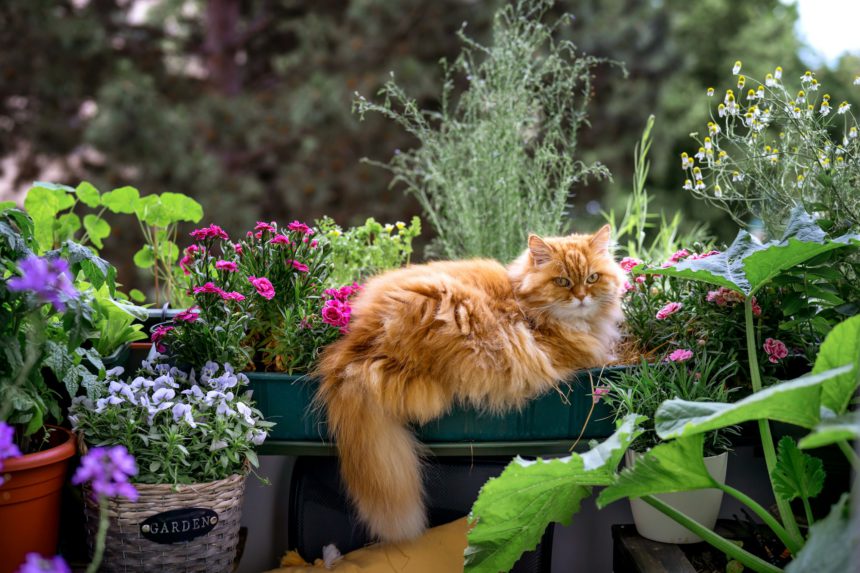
<box><xmin>717</xmin><ymin>482</ymin><xmax>801</xmax><ymax>555</ymax></box>
<box><xmin>744</xmin><ymin>298</ymin><xmax>804</xmax><ymax>546</ymax></box>
<box><xmin>801</xmin><ymin>497</ymin><xmax>814</xmax><ymax>530</ymax></box>
<box><xmin>641</xmin><ymin>495</ymin><xmax>783</xmax><ymax>573</ymax></box>
<box><xmin>86</xmin><ymin>496</ymin><xmax>109</xmax><ymax>573</ymax></box>
<box><xmin>837</xmin><ymin>440</ymin><xmax>860</xmax><ymax>471</ymax></box>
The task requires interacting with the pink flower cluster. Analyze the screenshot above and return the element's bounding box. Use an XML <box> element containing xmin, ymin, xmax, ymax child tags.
<box><xmin>189</xmin><ymin>224</ymin><xmax>229</xmax><ymax>241</ymax></box>
<box><xmin>287</xmin><ymin>259</ymin><xmax>309</xmax><ymax>273</ymax></box>
<box><xmin>591</xmin><ymin>386</ymin><xmax>610</xmax><ymax>404</ymax></box>
<box><xmin>215</xmin><ymin>260</ymin><xmax>237</xmax><ymax>272</ymax></box>
<box><xmin>151</xmin><ymin>325</ymin><xmax>174</xmax><ymax>353</ymax></box>
<box><xmin>193</xmin><ymin>282</ymin><xmax>245</xmax><ymax>301</ymax></box>
<box><xmin>763</xmin><ymin>338</ymin><xmax>788</xmax><ymax>363</ymax></box>
<box><xmin>619</xmin><ymin>257</ymin><xmax>643</xmax><ymax>273</ymax></box>
<box><xmin>706</xmin><ymin>288</ymin><xmax>762</xmax><ymax>317</ymax></box>
<box><xmin>175</xmin><ymin>306</ymin><xmax>200</xmax><ymax>323</ymax></box>
<box><xmin>179</xmin><ymin>245</ymin><xmax>201</xmax><ymax>276</ymax></box>
<box><xmin>248</xmin><ymin>276</ymin><xmax>276</xmax><ymax>300</ymax></box>
<box><xmin>656</xmin><ymin>301</ymin><xmax>683</xmax><ymax>320</ymax></box>
<box><xmin>668</xmin><ymin>249</ymin><xmax>690</xmax><ymax>264</ymax></box>
<box><xmin>688</xmin><ymin>250</ymin><xmax>720</xmax><ymax>260</ymax></box>
<box><xmin>321</xmin><ymin>283</ymin><xmax>362</xmax><ymax>333</ymax></box>
<box><xmin>287</xmin><ymin>220</ymin><xmax>313</xmax><ymax>235</ymax></box>
<box><xmin>666</xmin><ymin>348</ymin><xmax>693</xmax><ymax>363</ymax></box>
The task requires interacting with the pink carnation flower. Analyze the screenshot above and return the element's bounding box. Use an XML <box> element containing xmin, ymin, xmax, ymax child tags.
<box><xmin>751</xmin><ymin>296</ymin><xmax>762</xmax><ymax>317</ymax></box>
<box><xmin>310</xmin><ymin>240</ymin><xmax>319</xmax><ymax>248</ymax></box>
<box><xmin>763</xmin><ymin>338</ymin><xmax>788</xmax><ymax>363</ymax></box>
<box><xmin>689</xmin><ymin>250</ymin><xmax>721</xmax><ymax>260</ymax></box>
<box><xmin>189</xmin><ymin>224</ymin><xmax>229</xmax><ymax>241</ymax></box>
<box><xmin>175</xmin><ymin>307</ymin><xmax>200</xmax><ymax>323</ymax></box>
<box><xmin>287</xmin><ymin>221</ymin><xmax>313</xmax><ymax>235</ymax></box>
<box><xmin>622</xmin><ymin>280</ymin><xmax>635</xmax><ymax>293</ymax></box>
<box><xmin>706</xmin><ymin>287</ymin><xmax>745</xmax><ymax>306</ymax></box>
<box><xmin>321</xmin><ymin>298</ymin><xmax>351</xmax><ymax>329</ymax></box>
<box><xmin>592</xmin><ymin>386</ymin><xmax>610</xmax><ymax>404</ymax></box>
<box><xmin>635</xmin><ymin>275</ymin><xmax>646</xmax><ymax>284</ymax></box>
<box><xmin>151</xmin><ymin>325</ymin><xmax>174</xmax><ymax>353</ymax></box>
<box><xmin>234</xmin><ymin>243</ymin><xmax>243</xmax><ymax>255</ymax></box>
<box><xmin>221</xmin><ymin>291</ymin><xmax>246</xmax><ymax>302</ymax></box>
<box><xmin>248</xmin><ymin>276</ymin><xmax>276</xmax><ymax>300</ymax></box>
<box><xmin>271</xmin><ymin>234</ymin><xmax>291</xmax><ymax>245</ymax></box>
<box><xmin>287</xmin><ymin>259</ymin><xmax>309</xmax><ymax>273</ymax></box>
<box><xmin>619</xmin><ymin>257</ymin><xmax>643</xmax><ymax>273</ymax></box>
<box><xmin>215</xmin><ymin>260</ymin><xmax>237</xmax><ymax>272</ymax></box>
<box><xmin>656</xmin><ymin>301</ymin><xmax>683</xmax><ymax>320</ymax></box>
<box><xmin>254</xmin><ymin>221</ymin><xmax>276</xmax><ymax>234</ymax></box>
<box><xmin>667</xmin><ymin>349</ymin><xmax>694</xmax><ymax>363</ymax></box>
<box><xmin>193</xmin><ymin>282</ymin><xmax>224</xmax><ymax>296</ymax></box>
<box><xmin>668</xmin><ymin>249</ymin><xmax>691</xmax><ymax>264</ymax></box>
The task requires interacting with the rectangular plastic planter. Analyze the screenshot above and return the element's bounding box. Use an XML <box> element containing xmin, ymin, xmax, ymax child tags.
<box><xmin>246</xmin><ymin>366</ymin><xmax>625</xmax><ymax>444</ymax></box>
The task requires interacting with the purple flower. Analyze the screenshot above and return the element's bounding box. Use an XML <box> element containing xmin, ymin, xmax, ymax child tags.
<box><xmin>6</xmin><ymin>256</ymin><xmax>78</xmax><ymax>312</ymax></box>
<box><xmin>0</xmin><ymin>421</ymin><xmax>23</xmax><ymax>486</ymax></box>
<box><xmin>72</xmin><ymin>446</ymin><xmax>139</xmax><ymax>501</ymax></box>
<box><xmin>15</xmin><ymin>553</ymin><xmax>71</xmax><ymax>573</ymax></box>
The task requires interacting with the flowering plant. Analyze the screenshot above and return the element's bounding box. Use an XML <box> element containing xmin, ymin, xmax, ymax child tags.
<box><xmin>70</xmin><ymin>355</ymin><xmax>272</xmax><ymax>484</ymax></box>
<box><xmin>681</xmin><ymin>62</ymin><xmax>860</xmax><ymax>236</ymax></box>
<box><xmin>317</xmin><ymin>216</ymin><xmax>421</xmax><ymax>286</ymax></box>
<box><xmin>0</xmin><ymin>208</ymin><xmax>115</xmax><ymax>453</ymax></box>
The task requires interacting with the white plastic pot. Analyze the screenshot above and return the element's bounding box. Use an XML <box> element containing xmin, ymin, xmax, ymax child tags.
<box><xmin>625</xmin><ymin>449</ymin><xmax>729</xmax><ymax>544</ymax></box>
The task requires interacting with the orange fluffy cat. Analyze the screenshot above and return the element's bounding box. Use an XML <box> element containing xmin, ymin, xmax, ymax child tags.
<box><xmin>316</xmin><ymin>226</ymin><xmax>624</xmax><ymax>542</ymax></box>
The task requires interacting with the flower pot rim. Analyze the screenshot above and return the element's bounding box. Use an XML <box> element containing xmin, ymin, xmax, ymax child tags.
<box><xmin>627</xmin><ymin>448</ymin><xmax>730</xmax><ymax>461</ymax></box>
<box><xmin>2</xmin><ymin>426</ymin><xmax>75</xmax><ymax>472</ymax></box>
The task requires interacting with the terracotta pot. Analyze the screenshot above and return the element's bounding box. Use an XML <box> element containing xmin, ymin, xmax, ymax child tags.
<box><xmin>626</xmin><ymin>449</ymin><xmax>728</xmax><ymax>544</ymax></box>
<box><xmin>0</xmin><ymin>426</ymin><xmax>76</xmax><ymax>573</ymax></box>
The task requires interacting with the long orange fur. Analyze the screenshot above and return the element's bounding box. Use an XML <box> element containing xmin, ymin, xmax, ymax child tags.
<box><xmin>315</xmin><ymin>225</ymin><xmax>625</xmax><ymax>541</ymax></box>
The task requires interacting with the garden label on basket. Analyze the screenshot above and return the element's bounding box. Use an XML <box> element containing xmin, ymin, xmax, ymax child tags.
<box><xmin>140</xmin><ymin>508</ymin><xmax>219</xmax><ymax>544</ymax></box>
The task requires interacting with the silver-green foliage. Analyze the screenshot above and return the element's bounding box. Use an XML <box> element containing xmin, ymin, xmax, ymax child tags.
<box><xmin>354</xmin><ymin>0</ymin><xmax>609</xmax><ymax>261</ymax></box>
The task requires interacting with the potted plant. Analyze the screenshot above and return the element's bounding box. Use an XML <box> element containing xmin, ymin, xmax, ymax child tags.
<box><xmin>69</xmin><ymin>354</ymin><xmax>272</xmax><ymax>572</ymax></box>
<box><xmin>603</xmin><ymin>356</ymin><xmax>738</xmax><ymax>543</ymax></box>
<box><xmin>0</xmin><ymin>207</ymin><xmax>113</xmax><ymax>573</ymax></box>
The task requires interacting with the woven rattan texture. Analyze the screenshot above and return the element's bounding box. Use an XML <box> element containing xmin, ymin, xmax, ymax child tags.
<box><xmin>83</xmin><ymin>473</ymin><xmax>246</xmax><ymax>573</ymax></box>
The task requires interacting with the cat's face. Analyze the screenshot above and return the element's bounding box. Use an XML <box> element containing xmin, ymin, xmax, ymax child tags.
<box><xmin>522</xmin><ymin>225</ymin><xmax>624</xmax><ymax>322</ymax></box>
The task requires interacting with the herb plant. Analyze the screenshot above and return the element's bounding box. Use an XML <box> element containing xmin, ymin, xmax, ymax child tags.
<box><xmin>354</xmin><ymin>0</ymin><xmax>608</xmax><ymax>261</ymax></box>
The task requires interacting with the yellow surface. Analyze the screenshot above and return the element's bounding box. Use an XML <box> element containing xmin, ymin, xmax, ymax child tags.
<box><xmin>266</xmin><ymin>517</ymin><xmax>468</xmax><ymax>573</ymax></box>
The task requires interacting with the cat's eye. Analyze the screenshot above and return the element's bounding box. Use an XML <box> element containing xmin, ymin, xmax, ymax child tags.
<box><xmin>553</xmin><ymin>277</ymin><xmax>571</xmax><ymax>288</ymax></box>
<box><xmin>586</xmin><ymin>273</ymin><xmax>600</xmax><ymax>284</ymax></box>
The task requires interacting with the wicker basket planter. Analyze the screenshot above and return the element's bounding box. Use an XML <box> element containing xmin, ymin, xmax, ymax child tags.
<box><xmin>83</xmin><ymin>473</ymin><xmax>246</xmax><ymax>573</ymax></box>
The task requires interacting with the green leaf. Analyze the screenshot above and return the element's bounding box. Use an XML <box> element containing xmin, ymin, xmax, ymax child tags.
<box><xmin>771</xmin><ymin>436</ymin><xmax>824</xmax><ymax>503</ymax></box>
<box><xmin>798</xmin><ymin>413</ymin><xmax>860</xmax><ymax>450</ymax></box>
<box><xmin>101</xmin><ymin>186</ymin><xmax>140</xmax><ymax>214</ymax></box>
<box><xmin>785</xmin><ymin>495</ymin><xmax>854</xmax><ymax>573</ymax></box>
<box><xmin>812</xmin><ymin>315</ymin><xmax>860</xmax><ymax>415</ymax></box>
<box><xmin>25</xmin><ymin>183</ymin><xmax>76</xmax><ymax>251</ymax></box>
<box><xmin>640</xmin><ymin>208</ymin><xmax>859</xmax><ymax>295</ymax></box>
<box><xmin>0</xmin><ymin>200</ymin><xmax>15</xmax><ymax>212</ymax></box>
<box><xmin>75</xmin><ymin>181</ymin><xmax>101</xmax><ymax>207</ymax></box>
<box><xmin>464</xmin><ymin>415</ymin><xmax>643</xmax><ymax>573</ymax></box>
<box><xmin>83</xmin><ymin>214</ymin><xmax>111</xmax><ymax>249</ymax></box>
<box><xmin>597</xmin><ymin>434</ymin><xmax>715</xmax><ymax>507</ymax></box>
<box><xmin>654</xmin><ymin>368</ymin><xmax>852</xmax><ymax>440</ymax></box>
<box><xmin>133</xmin><ymin>246</ymin><xmax>156</xmax><ymax>268</ymax></box>
<box><xmin>55</xmin><ymin>212</ymin><xmax>81</xmax><ymax>241</ymax></box>
<box><xmin>160</xmin><ymin>192</ymin><xmax>203</xmax><ymax>223</ymax></box>
<box><xmin>129</xmin><ymin>289</ymin><xmax>147</xmax><ymax>303</ymax></box>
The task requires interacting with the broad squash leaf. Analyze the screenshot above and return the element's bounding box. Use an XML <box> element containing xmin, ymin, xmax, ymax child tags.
<box><xmin>785</xmin><ymin>495</ymin><xmax>855</xmax><ymax>573</ymax></box>
<box><xmin>597</xmin><ymin>434</ymin><xmax>715</xmax><ymax>507</ymax></box>
<box><xmin>812</xmin><ymin>315</ymin><xmax>860</xmax><ymax>415</ymax></box>
<box><xmin>798</xmin><ymin>413</ymin><xmax>860</xmax><ymax>450</ymax></box>
<box><xmin>638</xmin><ymin>208</ymin><xmax>859</xmax><ymax>295</ymax></box>
<box><xmin>655</xmin><ymin>367</ymin><xmax>852</xmax><ymax>440</ymax></box>
<box><xmin>771</xmin><ymin>436</ymin><xmax>824</xmax><ymax>503</ymax></box>
<box><xmin>464</xmin><ymin>414</ymin><xmax>643</xmax><ymax>573</ymax></box>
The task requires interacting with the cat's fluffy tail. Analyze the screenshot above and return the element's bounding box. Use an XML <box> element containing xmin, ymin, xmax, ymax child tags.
<box><xmin>317</xmin><ymin>369</ymin><xmax>427</xmax><ymax>542</ymax></box>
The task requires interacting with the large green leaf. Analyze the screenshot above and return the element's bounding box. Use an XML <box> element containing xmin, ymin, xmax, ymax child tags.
<box><xmin>785</xmin><ymin>495</ymin><xmax>854</xmax><ymax>573</ymax></box>
<box><xmin>655</xmin><ymin>368</ymin><xmax>852</xmax><ymax>439</ymax></box>
<box><xmin>771</xmin><ymin>436</ymin><xmax>824</xmax><ymax>503</ymax></box>
<box><xmin>160</xmin><ymin>192</ymin><xmax>203</xmax><ymax>223</ymax></box>
<box><xmin>597</xmin><ymin>434</ymin><xmax>715</xmax><ymax>507</ymax></box>
<box><xmin>638</xmin><ymin>208</ymin><xmax>859</xmax><ymax>295</ymax></box>
<box><xmin>464</xmin><ymin>415</ymin><xmax>643</xmax><ymax>573</ymax></box>
<box><xmin>133</xmin><ymin>245</ymin><xmax>156</xmax><ymax>268</ymax></box>
<box><xmin>24</xmin><ymin>183</ymin><xmax>76</xmax><ymax>251</ymax></box>
<box><xmin>75</xmin><ymin>181</ymin><xmax>101</xmax><ymax>208</ymax></box>
<box><xmin>101</xmin><ymin>185</ymin><xmax>140</xmax><ymax>214</ymax></box>
<box><xmin>812</xmin><ymin>315</ymin><xmax>860</xmax><ymax>415</ymax></box>
<box><xmin>83</xmin><ymin>214</ymin><xmax>111</xmax><ymax>249</ymax></box>
<box><xmin>798</xmin><ymin>413</ymin><xmax>860</xmax><ymax>450</ymax></box>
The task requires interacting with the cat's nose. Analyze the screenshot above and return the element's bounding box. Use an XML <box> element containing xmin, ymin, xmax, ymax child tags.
<box><xmin>573</xmin><ymin>288</ymin><xmax>587</xmax><ymax>300</ymax></box>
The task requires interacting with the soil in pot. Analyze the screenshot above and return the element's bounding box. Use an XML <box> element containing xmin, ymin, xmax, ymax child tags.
<box><xmin>0</xmin><ymin>426</ymin><xmax>76</xmax><ymax>573</ymax></box>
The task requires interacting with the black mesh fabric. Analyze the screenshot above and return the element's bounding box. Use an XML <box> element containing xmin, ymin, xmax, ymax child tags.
<box><xmin>288</xmin><ymin>456</ymin><xmax>553</xmax><ymax>572</ymax></box>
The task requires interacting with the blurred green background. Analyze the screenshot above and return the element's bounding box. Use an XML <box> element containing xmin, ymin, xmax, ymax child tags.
<box><xmin>1</xmin><ymin>0</ymin><xmax>859</xmax><ymax>289</ymax></box>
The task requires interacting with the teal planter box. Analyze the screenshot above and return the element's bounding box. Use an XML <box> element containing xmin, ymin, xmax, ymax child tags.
<box><xmin>247</xmin><ymin>366</ymin><xmax>625</xmax><ymax>443</ymax></box>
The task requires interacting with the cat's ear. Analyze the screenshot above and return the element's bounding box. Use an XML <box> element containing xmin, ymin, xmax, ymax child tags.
<box><xmin>528</xmin><ymin>234</ymin><xmax>554</xmax><ymax>266</ymax></box>
<box><xmin>590</xmin><ymin>225</ymin><xmax>612</xmax><ymax>252</ymax></box>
